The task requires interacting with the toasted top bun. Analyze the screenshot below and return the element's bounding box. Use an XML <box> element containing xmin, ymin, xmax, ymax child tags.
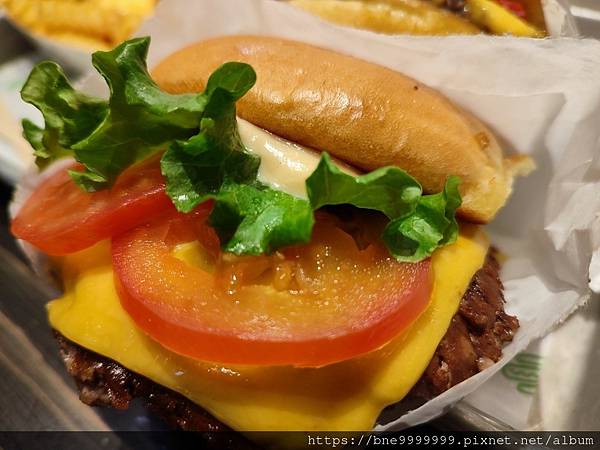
<box><xmin>152</xmin><ymin>35</ymin><xmax>532</xmax><ymax>223</ymax></box>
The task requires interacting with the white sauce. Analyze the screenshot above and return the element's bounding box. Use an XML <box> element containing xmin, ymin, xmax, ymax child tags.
<box><xmin>237</xmin><ymin>118</ymin><xmax>358</xmax><ymax>199</ymax></box>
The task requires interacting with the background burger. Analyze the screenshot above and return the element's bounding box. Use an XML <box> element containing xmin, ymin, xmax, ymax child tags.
<box><xmin>11</xmin><ymin>35</ymin><xmax>533</xmax><ymax>445</ymax></box>
<box><xmin>288</xmin><ymin>0</ymin><xmax>546</xmax><ymax>37</ymax></box>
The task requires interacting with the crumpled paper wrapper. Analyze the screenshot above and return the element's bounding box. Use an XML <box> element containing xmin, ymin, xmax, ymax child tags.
<box><xmin>11</xmin><ymin>0</ymin><xmax>600</xmax><ymax>432</ymax></box>
<box><xmin>465</xmin><ymin>296</ymin><xmax>600</xmax><ymax>431</ymax></box>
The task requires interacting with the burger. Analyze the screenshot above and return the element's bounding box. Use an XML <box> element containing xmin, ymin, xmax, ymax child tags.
<box><xmin>288</xmin><ymin>0</ymin><xmax>546</xmax><ymax>37</ymax></box>
<box><xmin>11</xmin><ymin>35</ymin><xmax>533</xmax><ymax>444</ymax></box>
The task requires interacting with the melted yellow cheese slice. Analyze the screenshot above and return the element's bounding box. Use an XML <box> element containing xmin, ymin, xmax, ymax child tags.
<box><xmin>48</xmin><ymin>225</ymin><xmax>487</xmax><ymax>431</ymax></box>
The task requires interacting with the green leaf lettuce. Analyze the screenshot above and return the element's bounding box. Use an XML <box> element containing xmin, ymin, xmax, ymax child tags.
<box><xmin>307</xmin><ymin>154</ymin><xmax>462</xmax><ymax>261</ymax></box>
<box><xmin>20</xmin><ymin>36</ymin><xmax>462</xmax><ymax>262</ymax></box>
<box><xmin>160</xmin><ymin>62</ymin><xmax>259</xmax><ymax>213</ymax></box>
<box><xmin>20</xmin><ymin>62</ymin><xmax>107</xmax><ymax>169</ymax></box>
<box><xmin>209</xmin><ymin>182</ymin><xmax>314</xmax><ymax>255</ymax></box>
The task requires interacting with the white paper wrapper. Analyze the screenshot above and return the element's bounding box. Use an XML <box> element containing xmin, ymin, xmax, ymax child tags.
<box><xmin>543</xmin><ymin>0</ymin><xmax>579</xmax><ymax>37</ymax></box>
<box><xmin>8</xmin><ymin>0</ymin><xmax>600</xmax><ymax>432</ymax></box>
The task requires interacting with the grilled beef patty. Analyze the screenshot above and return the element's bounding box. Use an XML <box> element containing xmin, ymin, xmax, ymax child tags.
<box><xmin>409</xmin><ymin>251</ymin><xmax>518</xmax><ymax>400</ymax></box>
<box><xmin>53</xmin><ymin>250</ymin><xmax>517</xmax><ymax>433</ymax></box>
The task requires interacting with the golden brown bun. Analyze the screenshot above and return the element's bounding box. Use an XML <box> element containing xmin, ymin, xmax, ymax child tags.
<box><xmin>152</xmin><ymin>35</ymin><xmax>532</xmax><ymax>223</ymax></box>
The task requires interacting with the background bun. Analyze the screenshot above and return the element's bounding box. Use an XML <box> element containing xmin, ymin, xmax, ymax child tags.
<box><xmin>152</xmin><ymin>35</ymin><xmax>532</xmax><ymax>223</ymax></box>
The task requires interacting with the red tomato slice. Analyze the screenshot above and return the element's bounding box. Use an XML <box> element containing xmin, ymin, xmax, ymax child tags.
<box><xmin>11</xmin><ymin>157</ymin><xmax>173</xmax><ymax>255</ymax></box>
<box><xmin>112</xmin><ymin>209</ymin><xmax>433</xmax><ymax>367</ymax></box>
<box><xmin>498</xmin><ymin>0</ymin><xmax>527</xmax><ymax>18</ymax></box>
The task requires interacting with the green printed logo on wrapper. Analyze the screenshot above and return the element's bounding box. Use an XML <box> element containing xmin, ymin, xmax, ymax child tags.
<box><xmin>501</xmin><ymin>352</ymin><xmax>542</xmax><ymax>395</ymax></box>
